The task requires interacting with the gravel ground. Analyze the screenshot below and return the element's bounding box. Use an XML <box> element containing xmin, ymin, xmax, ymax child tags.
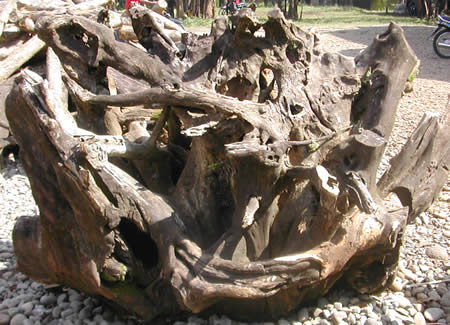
<box><xmin>0</xmin><ymin>24</ymin><xmax>449</xmax><ymax>325</ymax></box>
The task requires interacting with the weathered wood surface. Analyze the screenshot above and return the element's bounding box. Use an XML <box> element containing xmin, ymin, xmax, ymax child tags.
<box><xmin>0</xmin><ymin>0</ymin><xmax>17</xmax><ymax>38</ymax></box>
<box><xmin>4</xmin><ymin>7</ymin><xmax>449</xmax><ymax>323</ymax></box>
<box><xmin>0</xmin><ymin>34</ymin><xmax>46</xmax><ymax>82</ymax></box>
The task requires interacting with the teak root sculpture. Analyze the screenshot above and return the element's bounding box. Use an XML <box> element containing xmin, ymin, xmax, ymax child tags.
<box><xmin>6</xmin><ymin>7</ymin><xmax>449</xmax><ymax>323</ymax></box>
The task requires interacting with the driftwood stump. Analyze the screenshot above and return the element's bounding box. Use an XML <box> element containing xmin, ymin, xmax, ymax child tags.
<box><xmin>5</xmin><ymin>7</ymin><xmax>449</xmax><ymax>323</ymax></box>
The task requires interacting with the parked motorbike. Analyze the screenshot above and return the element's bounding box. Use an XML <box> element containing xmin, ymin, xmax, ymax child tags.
<box><xmin>432</xmin><ymin>15</ymin><xmax>450</xmax><ymax>58</ymax></box>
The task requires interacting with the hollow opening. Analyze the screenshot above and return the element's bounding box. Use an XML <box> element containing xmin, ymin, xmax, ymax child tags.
<box><xmin>289</xmin><ymin>104</ymin><xmax>304</xmax><ymax>115</ymax></box>
<box><xmin>391</xmin><ymin>187</ymin><xmax>412</xmax><ymax>212</ymax></box>
<box><xmin>286</xmin><ymin>42</ymin><xmax>302</xmax><ymax>64</ymax></box>
<box><xmin>57</xmin><ymin>25</ymin><xmax>99</xmax><ymax>65</ymax></box>
<box><xmin>219</xmin><ymin>76</ymin><xmax>254</xmax><ymax>101</ymax></box>
<box><xmin>118</xmin><ymin>218</ymin><xmax>159</xmax><ymax>268</ymax></box>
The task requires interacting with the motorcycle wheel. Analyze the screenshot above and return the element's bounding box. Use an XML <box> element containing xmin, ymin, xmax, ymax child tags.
<box><xmin>433</xmin><ymin>29</ymin><xmax>450</xmax><ymax>59</ymax></box>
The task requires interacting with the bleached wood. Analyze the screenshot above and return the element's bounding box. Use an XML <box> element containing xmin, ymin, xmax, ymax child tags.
<box><xmin>0</xmin><ymin>35</ymin><xmax>46</xmax><ymax>82</ymax></box>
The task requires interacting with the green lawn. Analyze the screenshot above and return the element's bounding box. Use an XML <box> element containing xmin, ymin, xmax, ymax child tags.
<box><xmin>182</xmin><ymin>5</ymin><xmax>433</xmax><ymax>28</ymax></box>
<box><xmin>293</xmin><ymin>5</ymin><xmax>432</xmax><ymax>27</ymax></box>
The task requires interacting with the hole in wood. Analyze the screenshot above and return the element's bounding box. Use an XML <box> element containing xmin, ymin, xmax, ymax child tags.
<box><xmin>118</xmin><ymin>218</ymin><xmax>159</xmax><ymax>268</ymax></box>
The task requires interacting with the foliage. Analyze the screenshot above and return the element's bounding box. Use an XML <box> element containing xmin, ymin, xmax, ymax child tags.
<box><xmin>182</xmin><ymin>16</ymin><xmax>215</xmax><ymax>27</ymax></box>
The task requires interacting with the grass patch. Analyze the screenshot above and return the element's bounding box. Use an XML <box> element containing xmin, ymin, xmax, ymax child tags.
<box><xmin>296</xmin><ymin>6</ymin><xmax>432</xmax><ymax>27</ymax></box>
<box><xmin>183</xmin><ymin>5</ymin><xmax>433</xmax><ymax>28</ymax></box>
<box><xmin>182</xmin><ymin>16</ymin><xmax>215</xmax><ymax>28</ymax></box>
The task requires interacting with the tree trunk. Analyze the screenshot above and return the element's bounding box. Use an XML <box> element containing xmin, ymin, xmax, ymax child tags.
<box><xmin>287</xmin><ymin>0</ymin><xmax>298</xmax><ymax>19</ymax></box>
<box><xmin>5</xmin><ymin>8</ymin><xmax>449</xmax><ymax>323</ymax></box>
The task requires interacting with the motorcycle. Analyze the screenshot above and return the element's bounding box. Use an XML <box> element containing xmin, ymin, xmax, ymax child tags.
<box><xmin>431</xmin><ymin>15</ymin><xmax>450</xmax><ymax>59</ymax></box>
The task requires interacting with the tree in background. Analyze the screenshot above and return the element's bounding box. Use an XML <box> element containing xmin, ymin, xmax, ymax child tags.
<box><xmin>416</xmin><ymin>0</ymin><xmax>448</xmax><ymax>17</ymax></box>
<box><xmin>177</xmin><ymin>0</ymin><xmax>215</xmax><ymax>17</ymax></box>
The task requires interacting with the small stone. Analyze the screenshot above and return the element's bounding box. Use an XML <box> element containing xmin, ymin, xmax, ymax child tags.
<box><xmin>322</xmin><ymin>310</ymin><xmax>331</xmax><ymax>319</ymax></box>
<box><xmin>31</xmin><ymin>305</ymin><xmax>45</xmax><ymax>318</ymax></box>
<box><xmin>69</xmin><ymin>293</ymin><xmax>83</xmax><ymax>302</ymax></box>
<box><xmin>40</xmin><ymin>295</ymin><xmax>56</xmax><ymax>306</ymax></box>
<box><xmin>30</xmin><ymin>282</ymin><xmax>42</xmax><ymax>290</ymax></box>
<box><xmin>92</xmin><ymin>306</ymin><xmax>103</xmax><ymax>314</ymax></box>
<box><xmin>407</xmin><ymin>306</ymin><xmax>417</xmax><ymax>316</ymax></box>
<box><xmin>277</xmin><ymin>319</ymin><xmax>290</xmax><ymax>325</ymax></box>
<box><xmin>20</xmin><ymin>302</ymin><xmax>34</xmax><ymax>315</ymax></box>
<box><xmin>297</xmin><ymin>308</ymin><xmax>309</xmax><ymax>321</ymax></box>
<box><xmin>52</xmin><ymin>306</ymin><xmax>63</xmax><ymax>318</ymax></box>
<box><xmin>93</xmin><ymin>314</ymin><xmax>104</xmax><ymax>323</ymax></box>
<box><xmin>361</xmin><ymin>305</ymin><xmax>373</xmax><ymax>314</ymax></box>
<box><xmin>416</xmin><ymin>292</ymin><xmax>428</xmax><ymax>301</ymax></box>
<box><xmin>411</xmin><ymin>287</ymin><xmax>425</xmax><ymax>296</ymax></box>
<box><xmin>8</xmin><ymin>307</ymin><xmax>20</xmax><ymax>318</ymax></box>
<box><xmin>60</xmin><ymin>308</ymin><xmax>74</xmax><ymax>318</ymax></box>
<box><xmin>443</xmin><ymin>230</ymin><xmax>450</xmax><ymax>238</ymax></box>
<box><xmin>0</xmin><ymin>313</ymin><xmax>11</xmax><ymax>325</ymax></box>
<box><xmin>319</xmin><ymin>320</ymin><xmax>331</xmax><ymax>325</ymax></box>
<box><xmin>427</xmin><ymin>290</ymin><xmax>441</xmax><ymax>301</ymax></box>
<box><xmin>334</xmin><ymin>302</ymin><xmax>343</xmax><ymax>310</ymax></box>
<box><xmin>441</xmin><ymin>291</ymin><xmax>450</xmax><ymax>307</ymax></box>
<box><xmin>348</xmin><ymin>313</ymin><xmax>356</xmax><ymax>325</ymax></box>
<box><xmin>392</xmin><ymin>295</ymin><xmax>411</xmax><ymax>308</ymax></box>
<box><xmin>386</xmin><ymin>310</ymin><xmax>402</xmax><ymax>322</ymax></box>
<box><xmin>413</xmin><ymin>304</ymin><xmax>425</xmax><ymax>313</ymax></box>
<box><xmin>389</xmin><ymin>277</ymin><xmax>403</xmax><ymax>292</ymax></box>
<box><xmin>414</xmin><ymin>312</ymin><xmax>426</xmax><ymax>325</ymax></box>
<box><xmin>423</xmin><ymin>308</ymin><xmax>445</xmax><ymax>322</ymax></box>
<box><xmin>436</xmin><ymin>283</ymin><xmax>447</xmax><ymax>296</ymax></box>
<box><xmin>403</xmin><ymin>269</ymin><xmax>417</xmax><ymax>281</ymax></box>
<box><xmin>429</xmin><ymin>301</ymin><xmax>441</xmax><ymax>308</ymax></box>
<box><xmin>312</xmin><ymin>308</ymin><xmax>323</xmax><ymax>317</ymax></box>
<box><xmin>70</xmin><ymin>301</ymin><xmax>82</xmax><ymax>313</ymax></box>
<box><xmin>419</xmin><ymin>264</ymin><xmax>429</xmax><ymax>272</ymax></box>
<box><xmin>10</xmin><ymin>313</ymin><xmax>27</xmax><ymax>325</ymax></box>
<box><xmin>78</xmin><ymin>306</ymin><xmax>92</xmax><ymax>320</ymax></box>
<box><xmin>396</xmin><ymin>307</ymin><xmax>410</xmax><ymax>318</ymax></box>
<box><xmin>359</xmin><ymin>315</ymin><xmax>367</xmax><ymax>325</ymax></box>
<box><xmin>425</xmin><ymin>245</ymin><xmax>448</xmax><ymax>261</ymax></box>
<box><xmin>213</xmin><ymin>316</ymin><xmax>232</xmax><ymax>325</ymax></box>
<box><xmin>364</xmin><ymin>318</ymin><xmax>377</xmax><ymax>325</ymax></box>
<box><xmin>7</xmin><ymin>297</ymin><xmax>21</xmax><ymax>308</ymax></box>
<box><xmin>57</xmin><ymin>293</ymin><xmax>68</xmax><ymax>305</ymax></box>
<box><xmin>331</xmin><ymin>311</ymin><xmax>347</xmax><ymax>325</ymax></box>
